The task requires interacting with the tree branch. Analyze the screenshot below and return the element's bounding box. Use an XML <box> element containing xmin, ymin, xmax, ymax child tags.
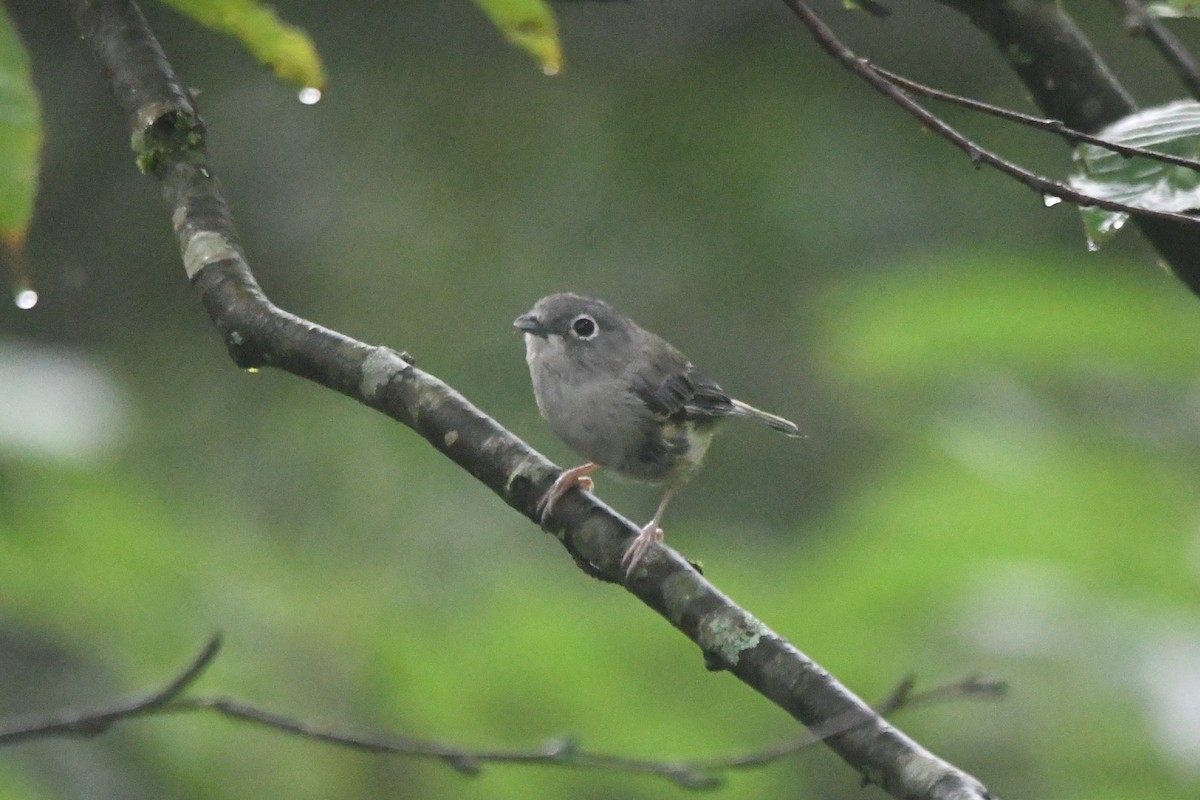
<box><xmin>936</xmin><ymin>0</ymin><xmax>1137</xmax><ymax>128</ymax></box>
<box><xmin>71</xmin><ymin>1</ymin><xmax>996</xmax><ymax>798</ymax></box>
<box><xmin>782</xmin><ymin>0</ymin><xmax>1200</xmax><ymax>225</ymax></box>
<box><xmin>1108</xmin><ymin>0</ymin><xmax>1200</xmax><ymax>100</ymax></box>
<box><xmin>933</xmin><ymin>0</ymin><xmax>1200</xmax><ymax>294</ymax></box>
<box><xmin>0</xmin><ymin>636</ymin><xmax>1005</xmax><ymax>790</ymax></box>
<box><xmin>871</xmin><ymin>63</ymin><xmax>1200</xmax><ymax>173</ymax></box>
<box><xmin>158</xmin><ymin>673</ymin><xmax>1008</xmax><ymax>788</ymax></box>
<box><xmin>0</xmin><ymin>636</ymin><xmax>221</xmax><ymax>746</ymax></box>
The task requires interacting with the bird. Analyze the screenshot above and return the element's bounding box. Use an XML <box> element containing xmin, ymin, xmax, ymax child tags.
<box><xmin>514</xmin><ymin>293</ymin><xmax>800</xmax><ymax>576</ymax></box>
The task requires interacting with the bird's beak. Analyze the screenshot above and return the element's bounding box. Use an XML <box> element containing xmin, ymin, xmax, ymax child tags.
<box><xmin>513</xmin><ymin>312</ymin><xmax>550</xmax><ymax>337</ymax></box>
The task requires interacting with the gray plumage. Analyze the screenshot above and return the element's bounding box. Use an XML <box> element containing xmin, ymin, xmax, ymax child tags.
<box><xmin>514</xmin><ymin>293</ymin><xmax>800</xmax><ymax>576</ymax></box>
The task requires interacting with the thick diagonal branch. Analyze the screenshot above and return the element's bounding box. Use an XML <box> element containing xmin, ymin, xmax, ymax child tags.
<box><xmin>70</xmin><ymin>1</ymin><xmax>994</xmax><ymax>798</ymax></box>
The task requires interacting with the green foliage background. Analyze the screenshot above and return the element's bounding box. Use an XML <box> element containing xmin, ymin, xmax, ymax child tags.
<box><xmin>1</xmin><ymin>2</ymin><xmax>1199</xmax><ymax>799</ymax></box>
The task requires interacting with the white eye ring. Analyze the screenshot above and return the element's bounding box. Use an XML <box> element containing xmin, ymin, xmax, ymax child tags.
<box><xmin>571</xmin><ymin>315</ymin><xmax>598</xmax><ymax>339</ymax></box>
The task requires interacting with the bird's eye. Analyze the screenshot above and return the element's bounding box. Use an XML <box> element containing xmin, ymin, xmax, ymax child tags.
<box><xmin>571</xmin><ymin>315</ymin><xmax>598</xmax><ymax>339</ymax></box>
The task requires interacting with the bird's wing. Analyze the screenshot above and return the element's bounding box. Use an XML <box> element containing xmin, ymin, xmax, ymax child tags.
<box><xmin>630</xmin><ymin>341</ymin><xmax>733</xmax><ymax>423</ymax></box>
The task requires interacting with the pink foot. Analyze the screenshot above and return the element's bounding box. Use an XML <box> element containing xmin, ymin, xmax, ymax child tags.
<box><xmin>620</xmin><ymin>522</ymin><xmax>664</xmax><ymax>577</ymax></box>
<box><xmin>537</xmin><ymin>463</ymin><xmax>598</xmax><ymax>524</ymax></box>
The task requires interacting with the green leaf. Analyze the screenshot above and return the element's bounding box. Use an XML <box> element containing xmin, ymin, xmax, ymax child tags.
<box><xmin>472</xmin><ymin>0</ymin><xmax>563</xmax><ymax>76</ymax></box>
<box><xmin>0</xmin><ymin>9</ymin><xmax>43</xmax><ymax>252</ymax></box>
<box><xmin>1147</xmin><ymin>1</ymin><xmax>1200</xmax><ymax>18</ymax></box>
<box><xmin>156</xmin><ymin>0</ymin><xmax>326</xmax><ymax>90</ymax></box>
<box><xmin>1068</xmin><ymin>100</ymin><xmax>1200</xmax><ymax>249</ymax></box>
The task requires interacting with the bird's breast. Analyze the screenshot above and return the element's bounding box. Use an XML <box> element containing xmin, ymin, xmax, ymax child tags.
<box><xmin>523</xmin><ymin>339</ymin><xmax>717</xmax><ymax>486</ymax></box>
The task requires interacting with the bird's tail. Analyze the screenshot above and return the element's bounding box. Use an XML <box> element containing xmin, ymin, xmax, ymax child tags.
<box><xmin>730</xmin><ymin>399</ymin><xmax>802</xmax><ymax>438</ymax></box>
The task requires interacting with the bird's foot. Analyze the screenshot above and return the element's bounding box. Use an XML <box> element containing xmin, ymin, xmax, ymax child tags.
<box><xmin>621</xmin><ymin>522</ymin><xmax>664</xmax><ymax>577</ymax></box>
<box><xmin>536</xmin><ymin>464</ymin><xmax>597</xmax><ymax>525</ymax></box>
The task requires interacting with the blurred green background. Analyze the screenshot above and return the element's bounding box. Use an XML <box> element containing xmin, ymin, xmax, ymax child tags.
<box><xmin>2</xmin><ymin>1</ymin><xmax>1199</xmax><ymax>798</ymax></box>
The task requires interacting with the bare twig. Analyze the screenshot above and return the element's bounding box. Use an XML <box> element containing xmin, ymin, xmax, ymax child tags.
<box><xmin>683</xmin><ymin>675</ymin><xmax>1006</xmax><ymax>775</ymax></box>
<box><xmin>1108</xmin><ymin>0</ymin><xmax>1200</xmax><ymax>99</ymax></box>
<box><xmin>172</xmin><ymin>673</ymin><xmax>1005</xmax><ymax>787</ymax></box>
<box><xmin>871</xmin><ymin>64</ymin><xmax>1200</xmax><ymax>173</ymax></box>
<box><xmin>781</xmin><ymin>0</ymin><xmax>1200</xmax><ymax>226</ymax></box>
<box><xmin>167</xmin><ymin>695</ymin><xmax>727</xmax><ymax>788</ymax></box>
<box><xmin>930</xmin><ymin>0</ymin><xmax>1200</xmax><ymax>294</ymax></box>
<box><xmin>0</xmin><ymin>637</ymin><xmax>1003</xmax><ymax>790</ymax></box>
<box><xmin>0</xmin><ymin>636</ymin><xmax>221</xmax><ymax>746</ymax></box>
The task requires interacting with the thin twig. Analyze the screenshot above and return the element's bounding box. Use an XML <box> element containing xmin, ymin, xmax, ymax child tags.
<box><xmin>0</xmin><ymin>636</ymin><xmax>1002</xmax><ymax>789</ymax></box>
<box><xmin>0</xmin><ymin>636</ymin><xmax>221</xmax><ymax>746</ymax></box>
<box><xmin>781</xmin><ymin>0</ymin><xmax>1200</xmax><ymax>226</ymax></box>
<box><xmin>871</xmin><ymin>64</ymin><xmax>1200</xmax><ymax>173</ymax></box>
<box><xmin>166</xmin><ymin>696</ymin><xmax>726</xmax><ymax>788</ymax></box>
<box><xmin>1108</xmin><ymin>0</ymin><xmax>1200</xmax><ymax>99</ymax></box>
<box><xmin>169</xmin><ymin>672</ymin><xmax>1003</xmax><ymax>787</ymax></box>
<box><xmin>683</xmin><ymin>674</ymin><xmax>1006</xmax><ymax>774</ymax></box>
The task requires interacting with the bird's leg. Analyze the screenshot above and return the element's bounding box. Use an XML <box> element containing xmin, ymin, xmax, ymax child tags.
<box><xmin>537</xmin><ymin>462</ymin><xmax>599</xmax><ymax>524</ymax></box>
<box><xmin>621</xmin><ymin>487</ymin><xmax>677</xmax><ymax>577</ymax></box>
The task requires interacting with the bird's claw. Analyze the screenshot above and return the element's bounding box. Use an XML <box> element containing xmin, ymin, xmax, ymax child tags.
<box><xmin>620</xmin><ymin>522</ymin><xmax>664</xmax><ymax>577</ymax></box>
<box><xmin>536</xmin><ymin>466</ymin><xmax>596</xmax><ymax>526</ymax></box>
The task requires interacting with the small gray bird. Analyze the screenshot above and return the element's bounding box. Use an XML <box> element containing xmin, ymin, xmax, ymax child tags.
<box><xmin>514</xmin><ymin>293</ymin><xmax>800</xmax><ymax>576</ymax></box>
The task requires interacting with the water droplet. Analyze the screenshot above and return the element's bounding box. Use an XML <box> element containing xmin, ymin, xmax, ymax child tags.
<box><xmin>1085</xmin><ymin>236</ymin><xmax>1099</xmax><ymax>252</ymax></box>
<box><xmin>1043</xmin><ymin>194</ymin><xmax>1063</xmax><ymax>207</ymax></box>
<box><xmin>244</xmin><ymin>366</ymin><xmax>260</xmax><ymax>374</ymax></box>
<box><xmin>297</xmin><ymin>87</ymin><xmax>322</xmax><ymax>105</ymax></box>
<box><xmin>1100</xmin><ymin>214</ymin><xmax>1128</xmax><ymax>235</ymax></box>
<box><xmin>541</xmin><ymin>62</ymin><xmax>561</xmax><ymax>77</ymax></box>
<box><xmin>14</xmin><ymin>288</ymin><xmax>37</xmax><ymax>309</ymax></box>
